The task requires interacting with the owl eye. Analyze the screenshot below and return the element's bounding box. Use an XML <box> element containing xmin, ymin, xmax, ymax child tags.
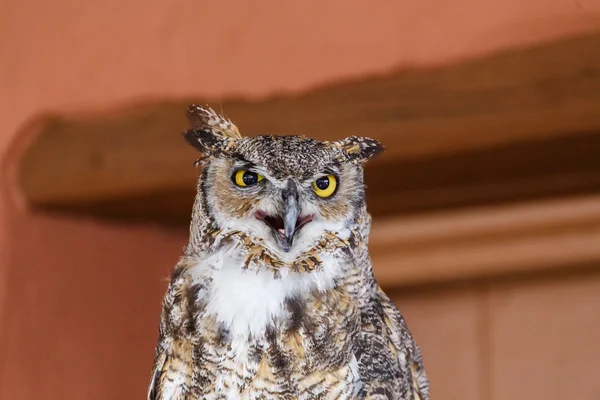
<box><xmin>312</xmin><ymin>174</ymin><xmax>337</xmax><ymax>198</ymax></box>
<box><xmin>233</xmin><ymin>170</ymin><xmax>264</xmax><ymax>187</ymax></box>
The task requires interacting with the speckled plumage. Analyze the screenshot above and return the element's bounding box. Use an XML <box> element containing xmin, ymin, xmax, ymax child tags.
<box><xmin>148</xmin><ymin>105</ymin><xmax>429</xmax><ymax>399</ymax></box>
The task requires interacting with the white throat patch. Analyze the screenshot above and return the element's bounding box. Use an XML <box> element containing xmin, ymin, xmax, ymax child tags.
<box><xmin>189</xmin><ymin>246</ymin><xmax>344</xmax><ymax>338</ymax></box>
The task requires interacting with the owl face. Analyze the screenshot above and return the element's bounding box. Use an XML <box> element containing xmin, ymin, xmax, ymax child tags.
<box><xmin>184</xmin><ymin>106</ymin><xmax>383</xmax><ymax>260</ymax></box>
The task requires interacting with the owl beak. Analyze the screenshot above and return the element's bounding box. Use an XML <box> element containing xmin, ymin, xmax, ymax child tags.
<box><xmin>255</xmin><ymin>180</ymin><xmax>313</xmax><ymax>252</ymax></box>
<box><xmin>281</xmin><ymin>181</ymin><xmax>300</xmax><ymax>251</ymax></box>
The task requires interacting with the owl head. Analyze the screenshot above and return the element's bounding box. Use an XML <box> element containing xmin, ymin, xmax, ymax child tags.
<box><xmin>184</xmin><ymin>105</ymin><xmax>383</xmax><ymax>264</ymax></box>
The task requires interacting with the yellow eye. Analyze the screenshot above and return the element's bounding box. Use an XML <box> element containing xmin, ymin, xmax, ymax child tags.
<box><xmin>312</xmin><ymin>174</ymin><xmax>337</xmax><ymax>198</ymax></box>
<box><xmin>233</xmin><ymin>170</ymin><xmax>264</xmax><ymax>187</ymax></box>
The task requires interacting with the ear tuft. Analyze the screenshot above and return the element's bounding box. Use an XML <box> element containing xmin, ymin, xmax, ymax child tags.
<box><xmin>184</xmin><ymin>104</ymin><xmax>241</xmax><ymax>153</ymax></box>
<box><xmin>332</xmin><ymin>136</ymin><xmax>384</xmax><ymax>162</ymax></box>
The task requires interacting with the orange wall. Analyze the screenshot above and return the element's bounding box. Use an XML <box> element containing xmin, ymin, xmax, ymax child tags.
<box><xmin>1</xmin><ymin>1</ymin><xmax>600</xmax><ymax>398</ymax></box>
<box><xmin>392</xmin><ymin>272</ymin><xmax>600</xmax><ymax>399</ymax></box>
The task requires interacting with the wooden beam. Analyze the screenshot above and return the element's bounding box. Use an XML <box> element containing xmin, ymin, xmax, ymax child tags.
<box><xmin>370</xmin><ymin>194</ymin><xmax>600</xmax><ymax>287</ymax></box>
<box><xmin>16</xmin><ymin>31</ymin><xmax>600</xmax><ymax>225</ymax></box>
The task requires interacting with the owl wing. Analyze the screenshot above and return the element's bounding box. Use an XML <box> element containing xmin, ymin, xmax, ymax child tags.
<box><xmin>147</xmin><ymin>344</ymin><xmax>193</xmax><ymax>400</ymax></box>
<box><xmin>147</xmin><ymin>262</ymin><xmax>198</xmax><ymax>400</ymax></box>
<box><xmin>355</xmin><ymin>288</ymin><xmax>429</xmax><ymax>400</ymax></box>
<box><xmin>147</xmin><ymin>349</ymin><xmax>167</xmax><ymax>400</ymax></box>
<box><xmin>379</xmin><ymin>288</ymin><xmax>429</xmax><ymax>400</ymax></box>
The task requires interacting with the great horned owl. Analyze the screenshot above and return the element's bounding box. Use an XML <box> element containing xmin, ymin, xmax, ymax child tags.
<box><xmin>147</xmin><ymin>105</ymin><xmax>429</xmax><ymax>399</ymax></box>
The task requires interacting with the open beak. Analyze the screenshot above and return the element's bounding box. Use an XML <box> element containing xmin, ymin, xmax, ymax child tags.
<box><xmin>254</xmin><ymin>180</ymin><xmax>313</xmax><ymax>252</ymax></box>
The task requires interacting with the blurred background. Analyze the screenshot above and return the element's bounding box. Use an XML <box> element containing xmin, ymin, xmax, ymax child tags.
<box><xmin>1</xmin><ymin>1</ymin><xmax>600</xmax><ymax>399</ymax></box>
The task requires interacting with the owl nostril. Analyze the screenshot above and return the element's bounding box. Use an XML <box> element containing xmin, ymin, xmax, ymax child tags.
<box><xmin>282</xmin><ymin>179</ymin><xmax>299</xmax><ymax>201</ymax></box>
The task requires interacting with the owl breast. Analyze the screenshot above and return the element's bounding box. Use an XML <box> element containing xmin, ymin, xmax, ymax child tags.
<box><xmin>184</xmin><ymin>247</ymin><xmax>364</xmax><ymax>399</ymax></box>
<box><xmin>210</xmin><ymin>345</ymin><xmax>362</xmax><ymax>399</ymax></box>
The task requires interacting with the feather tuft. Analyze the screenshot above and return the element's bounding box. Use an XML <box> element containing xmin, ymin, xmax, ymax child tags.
<box><xmin>187</xmin><ymin>104</ymin><xmax>242</xmax><ymax>140</ymax></box>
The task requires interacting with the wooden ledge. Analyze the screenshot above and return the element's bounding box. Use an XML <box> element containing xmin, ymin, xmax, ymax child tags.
<box><xmin>16</xmin><ymin>31</ymin><xmax>600</xmax><ymax>225</ymax></box>
<box><xmin>371</xmin><ymin>194</ymin><xmax>600</xmax><ymax>287</ymax></box>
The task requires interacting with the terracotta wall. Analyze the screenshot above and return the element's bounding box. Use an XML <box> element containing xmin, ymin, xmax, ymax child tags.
<box><xmin>1</xmin><ymin>1</ymin><xmax>600</xmax><ymax>399</ymax></box>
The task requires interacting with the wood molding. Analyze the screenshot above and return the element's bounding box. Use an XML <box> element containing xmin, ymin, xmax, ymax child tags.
<box><xmin>15</xmin><ymin>31</ymin><xmax>600</xmax><ymax>225</ymax></box>
<box><xmin>370</xmin><ymin>194</ymin><xmax>600</xmax><ymax>287</ymax></box>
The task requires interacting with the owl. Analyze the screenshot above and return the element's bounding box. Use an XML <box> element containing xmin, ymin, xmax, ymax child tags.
<box><xmin>147</xmin><ymin>105</ymin><xmax>429</xmax><ymax>399</ymax></box>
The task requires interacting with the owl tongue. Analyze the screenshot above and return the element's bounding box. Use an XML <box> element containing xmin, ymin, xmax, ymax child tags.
<box><xmin>277</xmin><ymin>228</ymin><xmax>285</xmax><ymax>237</ymax></box>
